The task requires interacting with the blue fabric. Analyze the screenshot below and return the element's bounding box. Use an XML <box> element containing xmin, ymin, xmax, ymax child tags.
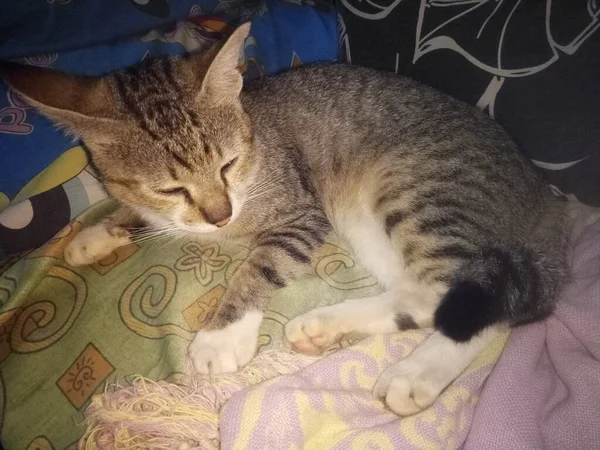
<box><xmin>0</xmin><ymin>0</ymin><xmax>252</xmax><ymax>59</ymax></box>
<box><xmin>249</xmin><ymin>0</ymin><xmax>338</xmax><ymax>76</ymax></box>
<box><xmin>0</xmin><ymin>0</ymin><xmax>337</xmax><ymax>207</ymax></box>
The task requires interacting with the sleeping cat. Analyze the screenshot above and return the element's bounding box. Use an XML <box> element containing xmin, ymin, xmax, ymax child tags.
<box><xmin>0</xmin><ymin>23</ymin><xmax>568</xmax><ymax>416</ymax></box>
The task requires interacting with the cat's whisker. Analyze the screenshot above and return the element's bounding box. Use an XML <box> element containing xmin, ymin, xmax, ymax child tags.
<box><xmin>132</xmin><ymin>227</ymin><xmax>176</xmax><ymax>236</ymax></box>
<box><xmin>128</xmin><ymin>227</ymin><xmax>182</xmax><ymax>244</ymax></box>
<box><xmin>130</xmin><ymin>225</ymin><xmax>180</xmax><ymax>237</ymax></box>
<box><xmin>245</xmin><ymin>175</ymin><xmax>285</xmax><ymax>191</ymax></box>
<box><xmin>129</xmin><ymin>230</ymin><xmax>170</xmax><ymax>240</ymax></box>
<box><xmin>160</xmin><ymin>234</ymin><xmax>183</xmax><ymax>250</ymax></box>
<box><xmin>245</xmin><ymin>189</ymin><xmax>278</xmax><ymax>203</ymax></box>
<box><xmin>139</xmin><ymin>223</ymin><xmax>178</xmax><ymax>231</ymax></box>
<box><xmin>155</xmin><ymin>229</ymin><xmax>191</xmax><ymax>249</ymax></box>
<box><xmin>245</xmin><ymin>182</ymin><xmax>285</xmax><ymax>199</ymax></box>
<box><xmin>245</xmin><ymin>178</ymin><xmax>285</xmax><ymax>197</ymax></box>
<box><xmin>129</xmin><ymin>235</ymin><xmax>168</xmax><ymax>245</ymax></box>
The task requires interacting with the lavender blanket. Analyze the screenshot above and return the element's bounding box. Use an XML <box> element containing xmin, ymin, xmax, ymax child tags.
<box><xmin>220</xmin><ymin>208</ymin><xmax>600</xmax><ymax>449</ymax></box>
<box><xmin>464</xmin><ymin>211</ymin><xmax>600</xmax><ymax>449</ymax></box>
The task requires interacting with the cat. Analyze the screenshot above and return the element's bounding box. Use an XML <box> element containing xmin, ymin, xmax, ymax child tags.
<box><xmin>0</xmin><ymin>23</ymin><xmax>568</xmax><ymax>416</ymax></box>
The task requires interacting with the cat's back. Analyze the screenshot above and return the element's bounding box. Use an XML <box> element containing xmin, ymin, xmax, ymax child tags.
<box><xmin>246</xmin><ymin>63</ymin><xmax>477</xmax><ymax>118</ymax></box>
<box><xmin>243</xmin><ymin>63</ymin><xmax>514</xmax><ymax>152</ymax></box>
<box><xmin>246</xmin><ymin>62</ymin><xmax>417</xmax><ymax>101</ymax></box>
<box><xmin>242</xmin><ymin>62</ymin><xmax>546</xmax><ymax>241</ymax></box>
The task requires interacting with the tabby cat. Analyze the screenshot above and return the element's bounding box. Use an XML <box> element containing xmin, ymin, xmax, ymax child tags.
<box><xmin>1</xmin><ymin>23</ymin><xmax>568</xmax><ymax>415</ymax></box>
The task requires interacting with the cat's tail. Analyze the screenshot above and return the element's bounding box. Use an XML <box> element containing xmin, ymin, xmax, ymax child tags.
<box><xmin>434</xmin><ymin>195</ymin><xmax>570</xmax><ymax>342</ymax></box>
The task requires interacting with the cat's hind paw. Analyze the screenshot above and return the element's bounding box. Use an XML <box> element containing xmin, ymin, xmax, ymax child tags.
<box><xmin>284</xmin><ymin>308</ymin><xmax>344</xmax><ymax>355</ymax></box>
<box><xmin>373</xmin><ymin>356</ymin><xmax>445</xmax><ymax>416</ymax></box>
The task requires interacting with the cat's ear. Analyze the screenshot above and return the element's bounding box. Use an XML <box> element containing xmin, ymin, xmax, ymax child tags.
<box><xmin>0</xmin><ymin>64</ymin><xmax>116</xmax><ymax>139</ymax></box>
<box><xmin>199</xmin><ymin>22</ymin><xmax>251</xmax><ymax>104</ymax></box>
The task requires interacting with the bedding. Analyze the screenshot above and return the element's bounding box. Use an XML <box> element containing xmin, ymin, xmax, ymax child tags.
<box><xmin>463</xmin><ymin>206</ymin><xmax>600</xmax><ymax>450</ymax></box>
<box><xmin>220</xmin><ymin>330</ymin><xmax>509</xmax><ymax>449</ymax></box>
<box><xmin>0</xmin><ymin>198</ymin><xmax>367</xmax><ymax>449</ymax></box>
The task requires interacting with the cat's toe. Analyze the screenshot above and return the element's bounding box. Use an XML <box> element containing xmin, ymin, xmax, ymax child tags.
<box><xmin>284</xmin><ymin>312</ymin><xmax>342</xmax><ymax>355</ymax></box>
<box><xmin>188</xmin><ymin>341</ymin><xmax>240</xmax><ymax>374</ymax></box>
<box><xmin>64</xmin><ymin>245</ymin><xmax>95</xmax><ymax>266</ymax></box>
<box><xmin>65</xmin><ymin>242</ymin><xmax>110</xmax><ymax>266</ymax></box>
<box><xmin>373</xmin><ymin>360</ymin><xmax>441</xmax><ymax>416</ymax></box>
<box><xmin>188</xmin><ymin>313</ymin><xmax>260</xmax><ymax>375</ymax></box>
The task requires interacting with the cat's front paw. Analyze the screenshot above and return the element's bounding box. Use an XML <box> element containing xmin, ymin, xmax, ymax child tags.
<box><xmin>373</xmin><ymin>357</ymin><xmax>444</xmax><ymax>416</ymax></box>
<box><xmin>64</xmin><ymin>223</ymin><xmax>130</xmax><ymax>266</ymax></box>
<box><xmin>188</xmin><ymin>311</ymin><xmax>262</xmax><ymax>374</ymax></box>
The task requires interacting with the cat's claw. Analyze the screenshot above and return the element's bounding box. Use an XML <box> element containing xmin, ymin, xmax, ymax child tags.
<box><xmin>64</xmin><ymin>223</ymin><xmax>130</xmax><ymax>266</ymax></box>
<box><xmin>188</xmin><ymin>311</ymin><xmax>262</xmax><ymax>374</ymax></box>
<box><xmin>284</xmin><ymin>308</ymin><xmax>344</xmax><ymax>355</ymax></box>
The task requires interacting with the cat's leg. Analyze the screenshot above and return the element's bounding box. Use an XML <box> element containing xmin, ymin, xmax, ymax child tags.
<box><xmin>64</xmin><ymin>206</ymin><xmax>141</xmax><ymax>266</ymax></box>
<box><xmin>284</xmin><ymin>210</ymin><xmax>442</xmax><ymax>355</ymax></box>
<box><xmin>189</xmin><ymin>213</ymin><xmax>331</xmax><ymax>374</ymax></box>
<box><xmin>284</xmin><ymin>290</ymin><xmax>420</xmax><ymax>355</ymax></box>
<box><xmin>373</xmin><ymin>325</ymin><xmax>505</xmax><ymax>415</ymax></box>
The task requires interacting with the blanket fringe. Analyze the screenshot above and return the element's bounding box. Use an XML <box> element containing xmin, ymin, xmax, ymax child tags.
<box><xmin>78</xmin><ymin>346</ymin><xmax>319</xmax><ymax>450</ymax></box>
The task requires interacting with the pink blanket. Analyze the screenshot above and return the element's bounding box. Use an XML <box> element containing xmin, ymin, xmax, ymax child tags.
<box><xmin>464</xmin><ymin>214</ymin><xmax>600</xmax><ymax>449</ymax></box>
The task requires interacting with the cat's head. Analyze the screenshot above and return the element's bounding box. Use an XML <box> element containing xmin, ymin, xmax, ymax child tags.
<box><xmin>0</xmin><ymin>23</ymin><xmax>254</xmax><ymax>233</ymax></box>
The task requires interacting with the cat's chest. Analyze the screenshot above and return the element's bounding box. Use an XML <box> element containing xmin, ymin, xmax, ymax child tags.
<box><xmin>327</xmin><ymin>205</ymin><xmax>406</xmax><ymax>291</ymax></box>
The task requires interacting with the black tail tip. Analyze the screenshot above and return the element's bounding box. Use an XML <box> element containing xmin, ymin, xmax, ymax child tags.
<box><xmin>434</xmin><ymin>281</ymin><xmax>502</xmax><ymax>342</ymax></box>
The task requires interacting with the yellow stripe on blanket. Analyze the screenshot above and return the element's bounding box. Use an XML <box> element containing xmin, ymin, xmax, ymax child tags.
<box><xmin>220</xmin><ymin>330</ymin><xmax>510</xmax><ymax>450</ymax></box>
<box><xmin>11</xmin><ymin>145</ymin><xmax>88</xmax><ymax>204</ymax></box>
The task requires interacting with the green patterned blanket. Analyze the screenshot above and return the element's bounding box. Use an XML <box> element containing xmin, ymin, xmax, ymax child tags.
<box><xmin>0</xmin><ymin>199</ymin><xmax>380</xmax><ymax>449</ymax></box>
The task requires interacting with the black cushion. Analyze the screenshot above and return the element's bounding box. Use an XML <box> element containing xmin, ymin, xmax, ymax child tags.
<box><xmin>337</xmin><ymin>0</ymin><xmax>600</xmax><ymax>206</ymax></box>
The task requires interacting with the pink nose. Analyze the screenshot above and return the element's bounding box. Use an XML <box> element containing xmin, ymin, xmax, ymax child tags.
<box><xmin>215</xmin><ymin>216</ymin><xmax>231</xmax><ymax>228</ymax></box>
<box><xmin>203</xmin><ymin>201</ymin><xmax>232</xmax><ymax>227</ymax></box>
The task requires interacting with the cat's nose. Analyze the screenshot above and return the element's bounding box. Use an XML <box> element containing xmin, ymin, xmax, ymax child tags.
<box><xmin>215</xmin><ymin>216</ymin><xmax>231</xmax><ymax>228</ymax></box>
<box><xmin>203</xmin><ymin>202</ymin><xmax>232</xmax><ymax>227</ymax></box>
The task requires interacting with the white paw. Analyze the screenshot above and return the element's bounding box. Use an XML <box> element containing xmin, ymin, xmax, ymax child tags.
<box><xmin>64</xmin><ymin>223</ymin><xmax>130</xmax><ymax>266</ymax></box>
<box><xmin>284</xmin><ymin>308</ymin><xmax>345</xmax><ymax>355</ymax></box>
<box><xmin>189</xmin><ymin>311</ymin><xmax>262</xmax><ymax>374</ymax></box>
<box><xmin>373</xmin><ymin>357</ymin><xmax>445</xmax><ymax>416</ymax></box>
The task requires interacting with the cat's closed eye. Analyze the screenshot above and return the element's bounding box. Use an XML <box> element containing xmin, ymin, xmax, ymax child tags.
<box><xmin>221</xmin><ymin>157</ymin><xmax>238</xmax><ymax>178</ymax></box>
<box><xmin>158</xmin><ymin>187</ymin><xmax>190</xmax><ymax>198</ymax></box>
